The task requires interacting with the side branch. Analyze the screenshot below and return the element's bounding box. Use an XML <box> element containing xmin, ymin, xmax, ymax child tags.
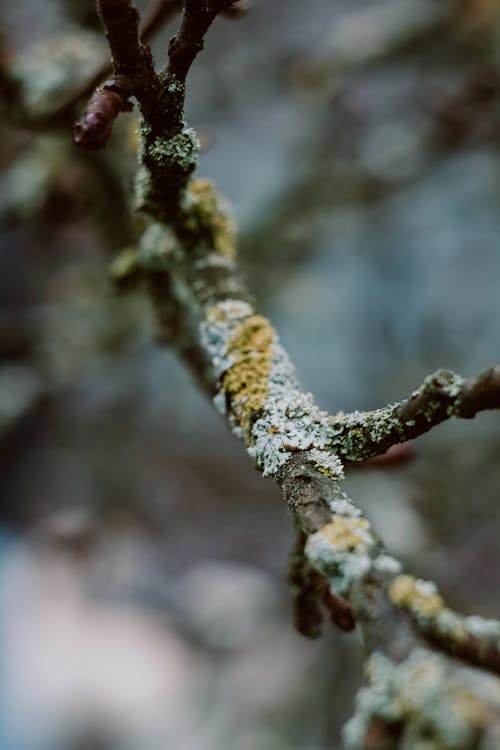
<box><xmin>333</xmin><ymin>366</ymin><xmax>500</xmax><ymax>462</ymax></box>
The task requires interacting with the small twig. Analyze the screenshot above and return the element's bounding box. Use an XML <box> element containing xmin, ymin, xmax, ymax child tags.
<box><xmin>98</xmin><ymin>0</ymin><xmax>155</xmax><ymax>75</ymax></box>
<box><xmin>166</xmin><ymin>0</ymin><xmax>235</xmax><ymax>81</ymax></box>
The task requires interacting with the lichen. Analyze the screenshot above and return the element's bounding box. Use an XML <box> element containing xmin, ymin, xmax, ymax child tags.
<box><xmin>318</xmin><ymin>516</ymin><xmax>372</xmax><ymax>553</ymax></box>
<box><xmin>201</xmin><ymin>299</ymin><xmax>254</xmax><ymax>378</ymax></box>
<box><xmin>221</xmin><ymin>314</ymin><xmax>275</xmax><ymax>428</ymax></box>
<box><xmin>343</xmin><ymin>648</ymin><xmax>496</xmax><ymax>749</ymax></box>
<box><xmin>134</xmin><ymin>163</ymin><xmax>154</xmax><ymax>213</ymax></box>
<box><xmin>134</xmin><ymin>122</ymin><xmax>200</xmax><ymax>219</ymax></box>
<box><xmin>309</xmin><ymin>448</ymin><xmax>345</xmax><ymax>479</ymax></box>
<box><xmin>200</xmin><ymin>299</ymin><xmax>347</xmax><ymax>478</ymax></box>
<box><xmin>138</xmin><ymin>222</ymin><xmax>176</xmax><ymax>270</ymax></box>
<box><xmin>305</xmin><ymin>517</ymin><xmax>375</xmax><ymax>596</ymax></box>
<box><xmin>373</xmin><ymin>554</ymin><xmax>402</xmax><ymax>577</ymax></box>
<box><xmin>389</xmin><ymin>575</ymin><xmax>500</xmax><ymax>655</ymax></box>
<box><xmin>328</xmin><ymin>496</ymin><xmax>362</xmax><ymax>518</ymax></box>
<box><xmin>148</xmin><ymin>128</ymin><xmax>200</xmax><ymax>172</ymax></box>
<box><xmin>389</xmin><ymin>574</ymin><xmax>445</xmax><ymax>618</ymax></box>
<box><xmin>326</xmin><ymin>406</ymin><xmax>407</xmax><ymax>462</ymax></box>
<box><xmin>183</xmin><ymin>179</ymin><xmax>237</xmax><ymax>258</ymax></box>
<box><xmin>464</xmin><ymin>615</ymin><xmax>500</xmax><ymax>640</ymax></box>
<box><xmin>109</xmin><ymin>247</ymin><xmax>143</xmax><ymax>290</ymax></box>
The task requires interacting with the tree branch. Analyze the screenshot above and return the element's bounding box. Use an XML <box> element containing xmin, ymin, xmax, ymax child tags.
<box><xmin>331</xmin><ymin>366</ymin><xmax>500</xmax><ymax>463</ymax></box>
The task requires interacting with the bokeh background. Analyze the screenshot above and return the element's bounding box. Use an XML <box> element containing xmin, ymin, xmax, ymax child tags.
<box><xmin>1</xmin><ymin>1</ymin><xmax>500</xmax><ymax>748</ymax></box>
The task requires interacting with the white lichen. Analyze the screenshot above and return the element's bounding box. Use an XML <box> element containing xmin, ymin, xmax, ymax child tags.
<box><xmin>200</xmin><ymin>299</ymin><xmax>254</xmax><ymax>377</ymax></box>
<box><xmin>246</xmin><ymin>342</ymin><xmax>343</xmax><ymax>476</ymax></box>
<box><xmin>138</xmin><ymin>222</ymin><xmax>176</xmax><ymax>269</ymax></box>
<box><xmin>373</xmin><ymin>554</ymin><xmax>402</xmax><ymax>577</ymax></box>
<box><xmin>305</xmin><ymin>530</ymin><xmax>373</xmax><ymax>596</ymax></box>
<box><xmin>200</xmin><ymin>300</ymin><xmax>347</xmax><ymax>478</ymax></box>
<box><xmin>343</xmin><ymin>648</ymin><xmax>494</xmax><ymax>750</ymax></box>
<box><xmin>328</xmin><ymin>497</ymin><xmax>362</xmax><ymax>518</ymax></box>
<box><xmin>464</xmin><ymin>615</ymin><xmax>500</xmax><ymax>639</ymax></box>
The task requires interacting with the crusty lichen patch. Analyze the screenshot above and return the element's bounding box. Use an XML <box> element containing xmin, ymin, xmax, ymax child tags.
<box><xmin>200</xmin><ymin>299</ymin><xmax>346</xmax><ymax>478</ymax></box>
<box><xmin>343</xmin><ymin>648</ymin><xmax>500</xmax><ymax>750</ymax></box>
<box><xmin>319</xmin><ymin>516</ymin><xmax>372</xmax><ymax>553</ymax></box>
<box><xmin>135</xmin><ymin>122</ymin><xmax>200</xmax><ymax>219</ymax></box>
<box><xmin>389</xmin><ymin>574</ymin><xmax>445</xmax><ymax>618</ymax></box>
<box><xmin>221</xmin><ymin>314</ymin><xmax>276</xmax><ymax>429</ymax></box>
<box><xmin>183</xmin><ymin>179</ymin><xmax>237</xmax><ymax>258</ymax></box>
<box><xmin>306</xmin><ymin>513</ymin><xmax>376</xmax><ymax>596</ymax></box>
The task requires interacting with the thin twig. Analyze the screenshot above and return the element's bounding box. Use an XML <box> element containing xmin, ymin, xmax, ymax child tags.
<box><xmin>166</xmin><ymin>0</ymin><xmax>234</xmax><ymax>80</ymax></box>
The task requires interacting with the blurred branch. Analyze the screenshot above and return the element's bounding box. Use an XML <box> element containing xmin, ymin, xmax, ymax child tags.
<box><xmin>389</xmin><ymin>574</ymin><xmax>500</xmax><ymax>675</ymax></box>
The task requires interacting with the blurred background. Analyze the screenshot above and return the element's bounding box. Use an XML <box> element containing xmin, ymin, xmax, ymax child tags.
<box><xmin>1</xmin><ymin>1</ymin><xmax>500</xmax><ymax>748</ymax></box>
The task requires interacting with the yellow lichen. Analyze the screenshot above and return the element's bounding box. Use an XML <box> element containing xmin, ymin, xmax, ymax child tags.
<box><xmin>318</xmin><ymin>516</ymin><xmax>372</xmax><ymax>552</ymax></box>
<box><xmin>184</xmin><ymin>178</ymin><xmax>236</xmax><ymax>258</ymax></box>
<box><xmin>389</xmin><ymin>575</ymin><xmax>445</xmax><ymax>617</ymax></box>
<box><xmin>109</xmin><ymin>247</ymin><xmax>140</xmax><ymax>281</ymax></box>
<box><xmin>221</xmin><ymin>315</ymin><xmax>276</xmax><ymax>427</ymax></box>
<box><xmin>317</xmin><ymin>465</ymin><xmax>338</xmax><ymax>479</ymax></box>
<box><xmin>452</xmin><ymin>690</ymin><xmax>488</xmax><ymax>727</ymax></box>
